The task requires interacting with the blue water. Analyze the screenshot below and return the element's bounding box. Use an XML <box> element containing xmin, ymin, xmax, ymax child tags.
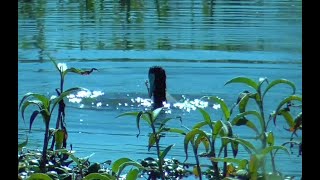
<box><xmin>18</xmin><ymin>0</ymin><xmax>302</xmax><ymax>179</ymax></box>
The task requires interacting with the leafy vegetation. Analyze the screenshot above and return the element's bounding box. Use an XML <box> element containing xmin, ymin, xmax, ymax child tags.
<box><xmin>18</xmin><ymin>60</ymin><xmax>301</xmax><ymax>179</ymax></box>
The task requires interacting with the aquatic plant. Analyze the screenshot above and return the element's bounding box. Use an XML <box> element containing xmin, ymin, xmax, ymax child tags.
<box><xmin>18</xmin><ymin>57</ymin><xmax>97</xmax><ymax>173</ymax></box>
<box><xmin>218</xmin><ymin>76</ymin><xmax>302</xmax><ymax>178</ymax></box>
<box><xmin>47</xmin><ymin>55</ymin><xmax>97</xmax><ymax>150</ymax></box>
<box><xmin>117</xmin><ymin>107</ymin><xmax>185</xmax><ymax>179</ymax></box>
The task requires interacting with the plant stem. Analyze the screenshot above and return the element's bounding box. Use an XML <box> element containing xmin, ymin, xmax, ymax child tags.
<box><xmin>223</xmin><ymin>147</ymin><xmax>227</xmax><ymax>177</ymax></box>
<box><xmin>210</xmin><ymin>139</ymin><xmax>220</xmax><ymax>178</ymax></box>
<box><xmin>151</xmin><ymin>125</ymin><xmax>165</xmax><ymax>180</ymax></box>
<box><xmin>193</xmin><ymin>146</ymin><xmax>202</xmax><ymax>180</ymax></box>
<box><xmin>40</xmin><ymin>122</ymin><xmax>50</xmax><ymax>173</ymax></box>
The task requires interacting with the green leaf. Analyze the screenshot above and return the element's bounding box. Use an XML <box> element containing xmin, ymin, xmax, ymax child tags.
<box><xmin>232</xmin><ymin>118</ymin><xmax>259</xmax><ymax>135</ymax></box>
<box><xmin>261</xmin><ymin>146</ymin><xmax>290</xmax><ymax>156</ymax></box>
<box><xmin>192</xmin><ymin>121</ymin><xmax>212</xmax><ymax>129</ymax></box>
<box><xmin>46</xmin><ymin>54</ymin><xmax>61</xmax><ymax>73</ymax></box>
<box><xmin>222</xmin><ymin>137</ymin><xmax>257</xmax><ymax>154</ymax></box>
<box><xmin>29</xmin><ymin>110</ymin><xmax>40</xmax><ymax>132</ymax></box>
<box><xmin>249</xmin><ymin>154</ymin><xmax>264</xmax><ymax>174</ymax></box>
<box><xmin>257</xmin><ymin>77</ymin><xmax>269</xmax><ymax>93</ymax></box>
<box><xmin>63</xmin><ymin>67</ymin><xmax>98</xmax><ymax>77</ymax></box>
<box><xmin>198</xmin><ymin>108</ymin><xmax>212</xmax><ymax>125</ymax></box>
<box><xmin>55</xmin><ymin>129</ymin><xmax>65</xmax><ymax>149</ymax></box>
<box><xmin>166</xmin><ymin>128</ymin><xmax>186</xmax><ymax>135</ymax></box>
<box><xmin>159</xmin><ymin>117</ymin><xmax>174</xmax><ymax>128</ymax></box>
<box><xmin>213</xmin><ymin>120</ymin><xmax>223</xmax><ymax>140</ymax></box>
<box><xmin>20</xmin><ymin>100</ymin><xmax>44</xmax><ymax>122</ymax></box>
<box><xmin>231</xmin><ymin>140</ymin><xmax>239</xmax><ymax>158</ymax></box>
<box><xmin>116</xmin><ymin>112</ymin><xmax>141</xmax><ymax>118</ymax></box>
<box><xmin>148</xmin><ymin>133</ymin><xmax>156</xmax><ymax>151</ymax></box>
<box><xmin>40</xmin><ymin>109</ymin><xmax>51</xmax><ymax>124</ymax></box>
<box><xmin>238</xmin><ymin>93</ymin><xmax>250</xmax><ymax>113</ymax></box>
<box><xmin>27</xmin><ymin>173</ymin><xmax>53</xmax><ymax>180</ymax></box>
<box><xmin>136</xmin><ymin>112</ymin><xmax>144</xmax><ymax>138</ymax></box>
<box><xmin>118</xmin><ymin>161</ymin><xmax>144</xmax><ymax>178</ymax></box>
<box><xmin>292</xmin><ymin>112</ymin><xmax>302</xmax><ymax>132</ymax></box>
<box><xmin>50</xmin><ymin>87</ymin><xmax>84</xmax><ymax>114</ymax></box>
<box><xmin>19</xmin><ymin>93</ymin><xmax>50</xmax><ymax>110</ymax></box>
<box><xmin>266</xmin><ymin>132</ymin><xmax>274</xmax><ymax>146</ymax></box>
<box><xmin>184</xmin><ymin>128</ymin><xmax>209</xmax><ymax>162</ymax></box>
<box><xmin>262</xmin><ymin>79</ymin><xmax>296</xmax><ymax>98</ymax></box>
<box><xmin>152</xmin><ymin>107</ymin><xmax>163</xmax><ymax>121</ymax></box>
<box><xmin>112</xmin><ymin>158</ymin><xmax>133</xmax><ymax>175</ymax></box>
<box><xmin>126</xmin><ymin>169</ymin><xmax>140</xmax><ymax>180</ymax></box>
<box><xmin>18</xmin><ymin>136</ymin><xmax>28</xmax><ymax>151</ymax></box>
<box><xmin>83</xmin><ymin>173</ymin><xmax>114</xmax><ymax>180</ymax></box>
<box><xmin>211</xmin><ymin>158</ymin><xmax>248</xmax><ymax>169</ymax></box>
<box><xmin>225</xmin><ymin>77</ymin><xmax>259</xmax><ymax>91</ymax></box>
<box><xmin>232</xmin><ymin>111</ymin><xmax>264</xmax><ymax>133</ymax></box>
<box><xmin>273</xmin><ymin>95</ymin><xmax>302</xmax><ymax>125</ymax></box>
<box><xmin>194</xmin><ymin>133</ymin><xmax>210</xmax><ymax>152</ymax></box>
<box><xmin>68</xmin><ymin>153</ymin><xmax>81</xmax><ymax>166</ymax></box>
<box><xmin>277</xmin><ymin>109</ymin><xmax>295</xmax><ymax>128</ymax></box>
<box><xmin>205</xmin><ymin>96</ymin><xmax>230</xmax><ymax>120</ymax></box>
<box><xmin>160</xmin><ymin>144</ymin><xmax>175</xmax><ymax>161</ymax></box>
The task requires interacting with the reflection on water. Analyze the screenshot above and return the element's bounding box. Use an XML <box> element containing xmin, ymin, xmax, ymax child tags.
<box><xmin>18</xmin><ymin>0</ymin><xmax>301</xmax><ymax>178</ymax></box>
<box><xmin>18</xmin><ymin>0</ymin><xmax>301</xmax><ymax>55</ymax></box>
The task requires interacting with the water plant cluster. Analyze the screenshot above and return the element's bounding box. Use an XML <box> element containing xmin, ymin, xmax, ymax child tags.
<box><xmin>18</xmin><ymin>59</ymin><xmax>302</xmax><ymax>180</ymax></box>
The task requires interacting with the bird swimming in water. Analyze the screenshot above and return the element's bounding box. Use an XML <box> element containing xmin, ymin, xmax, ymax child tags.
<box><xmin>146</xmin><ymin>66</ymin><xmax>167</xmax><ymax>110</ymax></box>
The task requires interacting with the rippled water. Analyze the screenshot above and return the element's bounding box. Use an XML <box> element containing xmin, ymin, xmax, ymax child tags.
<box><xmin>18</xmin><ymin>0</ymin><xmax>302</xmax><ymax>178</ymax></box>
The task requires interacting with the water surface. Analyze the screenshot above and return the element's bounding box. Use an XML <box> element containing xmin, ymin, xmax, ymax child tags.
<box><xmin>18</xmin><ymin>0</ymin><xmax>302</xmax><ymax>178</ymax></box>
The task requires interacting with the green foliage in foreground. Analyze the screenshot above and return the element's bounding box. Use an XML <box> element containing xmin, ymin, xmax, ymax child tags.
<box><xmin>18</xmin><ymin>60</ymin><xmax>301</xmax><ymax>180</ymax></box>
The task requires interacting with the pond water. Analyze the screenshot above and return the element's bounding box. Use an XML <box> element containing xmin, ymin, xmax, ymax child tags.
<box><xmin>18</xmin><ymin>0</ymin><xmax>302</xmax><ymax>179</ymax></box>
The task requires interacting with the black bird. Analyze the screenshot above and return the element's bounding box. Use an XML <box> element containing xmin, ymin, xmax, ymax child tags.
<box><xmin>146</xmin><ymin>66</ymin><xmax>167</xmax><ymax>110</ymax></box>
